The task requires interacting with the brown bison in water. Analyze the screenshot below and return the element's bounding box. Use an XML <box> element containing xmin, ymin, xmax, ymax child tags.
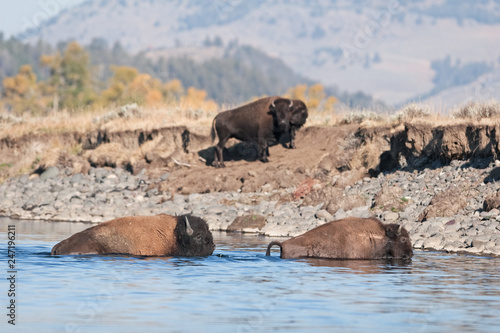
<box><xmin>51</xmin><ymin>214</ymin><xmax>215</xmax><ymax>256</ymax></box>
<box><xmin>211</xmin><ymin>96</ymin><xmax>304</xmax><ymax>168</ymax></box>
<box><xmin>266</xmin><ymin>217</ymin><xmax>413</xmax><ymax>260</ymax></box>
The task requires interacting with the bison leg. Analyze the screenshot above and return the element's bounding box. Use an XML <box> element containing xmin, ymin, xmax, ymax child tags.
<box><xmin>214</xmin><ymin>136</ymin><xmax>229</xmax><ymax>168</ymax></box>
<box><xmin>257</xmin><ymin>143</ymin><xmax>269</xmax><ymax>163</ymax></box>
<box><xmin>214</xmin><ymin>144</ymin><xmax>225</xmax><ymax>168</ymax></box>
<box><xmin>289</xmin><ymin>127</ymin><xmax>296</xmax><ymax>149</ymax></box>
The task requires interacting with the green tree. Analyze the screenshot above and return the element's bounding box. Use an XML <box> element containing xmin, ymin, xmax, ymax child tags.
<box><xmin>40</xmin><ymin>41</ymin><xmax>95</xmax><ymax>111</ymax></box>
<box><xmin>59</xmin><ymin>41</ymin><xmax>95</xmax><ymax>109</ymax></box>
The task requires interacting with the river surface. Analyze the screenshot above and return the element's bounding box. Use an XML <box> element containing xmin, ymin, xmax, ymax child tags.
<box><xmin>1</xmin><ymin>217</ymin><xmax>499</xmax><ymax>332</ymax></box>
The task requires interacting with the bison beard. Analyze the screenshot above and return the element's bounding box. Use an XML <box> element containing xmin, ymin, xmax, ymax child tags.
<box><xmin>288</xmin><ymin>99</ymin><xmax>308</xmax><ymax>149</ymax></box>
<box><xmin>266</xmin><ymin>217</ymin><xmax>413</xmax><ymax>260</ymax></box>
<box><xmin>51</xmin><ymin>214</ymin><xmax>215</xmax><ymax>257</ymax></box>
<box><xmin>211</xmin><ymin>96</ymin><xmax>296</xmax><ymax>168</ymax></box>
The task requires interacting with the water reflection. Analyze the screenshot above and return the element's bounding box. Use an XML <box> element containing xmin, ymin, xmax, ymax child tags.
<box><xmin>300</xmin><ymin>257</ymin><xmax>412</xmax><ymax>274</ymax></box>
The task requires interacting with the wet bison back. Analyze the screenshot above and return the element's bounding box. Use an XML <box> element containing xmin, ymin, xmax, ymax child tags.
<box><xmin>280</xmin><ymin>217</ymin><xmax>392</xmax><ymax>259</ymax></box>
<box><xmin>51</xmin><ymin>215</ymin><xmax>179</xmax><ymax>256</ymax></box>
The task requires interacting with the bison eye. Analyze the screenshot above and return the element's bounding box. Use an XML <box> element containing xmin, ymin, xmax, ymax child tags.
<box><xmin>400</xmin><ymin>237</ymin><xmax>407</xmax><ymax>243</ymax></box>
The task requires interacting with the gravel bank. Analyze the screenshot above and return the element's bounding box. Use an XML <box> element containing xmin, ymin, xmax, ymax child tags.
<box><xmin>1</xmin><ymin>159</ymin><xmax>500</xmax><ymax>256</ymax></box>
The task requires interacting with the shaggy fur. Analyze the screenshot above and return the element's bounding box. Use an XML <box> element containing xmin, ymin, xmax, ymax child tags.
<box><xmin>51</xmin><ymin>214</ymin><xmax>215</xmax><ymax>257</ymax></box>
<box><xmin>266</xmin><ymin>217</ymin><xmax>413</xmax><ymax>260</ymax></box>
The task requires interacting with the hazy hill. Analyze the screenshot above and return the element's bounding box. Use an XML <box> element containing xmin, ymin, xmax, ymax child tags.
<box><xmin>18</xmin><ymin>0</ymin><xmax>500</xmax><ymax>108</ymax></box>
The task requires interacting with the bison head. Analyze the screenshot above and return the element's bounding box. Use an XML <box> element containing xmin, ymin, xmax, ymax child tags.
<box><xmin>384</xmin><ymin>224</ymin><xmax>413</xmax><ymax>259</ymax></box>
<box><xmin>269</xmin><ymin>98</ymin><xmax>292</xmax><ymax>132</ymax></box>
<box><xmin>289</xmin><ymin>99</ymin><xmax>308</xmax><ymax>127</ymax></box>
<box><xmin>175</xmin><ymin>215</ymin><xmax>215</xmax><ymax>256</ymax></box>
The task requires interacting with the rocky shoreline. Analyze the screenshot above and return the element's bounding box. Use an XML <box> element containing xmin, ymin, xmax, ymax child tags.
<box><xmin>1</xmin><ymin>159</ymin><xmax>500</xmax><ymax>257</ymax></box>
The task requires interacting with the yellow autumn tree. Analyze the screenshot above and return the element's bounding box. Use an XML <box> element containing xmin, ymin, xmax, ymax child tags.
<box><xmin>307</xmin><ymin>83</ymin><xmax>326</xmax><ymax>110</ymax></box>
<box><xmin>128</xmin><ymin>74</ymin><xmax>163</xmax><ymax>105</ymax></box>
<box><xmin>324</xmin><ymin>96</ymin><xmax>338</xmax><ymax>113</ymax></box>
<box><xmin>102</xmin><ymin>67</ymin><xmax>168</xmax><ymax>106</ymax></box>
<box><xmin>2</xmin><ymin>65</ymin><xmax>42</xmax><ymax>115</ymax></box>
<box><xmin>285</xmin><ymin>83</ymin><xmax>337</xmax><ymax>113</ymax></box>
<box><xmin>101</xmin><ymin>66</ymin><xmax>139</xmax><ymax>104</ymax></box>
<box><xmin>180</xmin><ymin>86</ymin><xmax>218</xmax><ymax>111</ymax></box>
<box><xmin>285</xmin><ymin>84</ymin><xmax>308</xmax><ymax>101</ymax></box>
<box><xmin>163</xmin><ymin>79</ymin><xmax>184</xmax><ymax>104</ymax></box>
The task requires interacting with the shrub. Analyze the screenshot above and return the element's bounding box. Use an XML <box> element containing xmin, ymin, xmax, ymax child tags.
<box><xmin>340</xmin><ymin>110</ymin><xmax>383</xmax><ymax>124</ymax></box>
<box><xmin>393</xmin><ymin>103</ymin><xmax>432</xmax><ymax>122</ymax></box>
<box><xmin>452</xmin><ymin>100</ymin><xmax>500</xmax><ymax>120</ymax></box>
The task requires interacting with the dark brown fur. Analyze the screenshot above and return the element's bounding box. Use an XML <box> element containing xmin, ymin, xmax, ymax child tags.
<box><xmin>266</xmin><ymin>217</ymin><xmax>413</xmax><ymax>260</ymax></box>
<box><xmin>288</xmin><ymin>99</ymin><xmax>308</xmax><ymax>149</ymax></box>
<box><xmin>210</xmin><ymin>96</ymin><xmax>292</xmax><ymax>168</ymax></box>
<box><xmin>51</xmin><ymin>214</ymin><xmax>215</xmax><ymax>256</ymax></box>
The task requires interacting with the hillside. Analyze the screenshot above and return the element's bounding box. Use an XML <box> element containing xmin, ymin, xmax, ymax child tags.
<box><xmin>21</xmin><ymin>0</ymin><xmax>500</xmax><ymax>108</ymax></box>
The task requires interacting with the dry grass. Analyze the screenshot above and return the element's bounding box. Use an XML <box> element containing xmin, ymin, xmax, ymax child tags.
<box><xmin>4</xmin><ymin>100</ymin><xmax>500</xmax><ymax>143</ymax></box>
<box><xmin>0</xmin><ymin>103</ymin><xmax>220</xmax><ymax>140</ymax></box>
<box><xmin>452</xmin><ymin>100</ymin><xmax>500</xmax><ymax>120</ymax></box>
<box><xmin>393</xmin><ymin>103</ymin><xmax>433</xmax><ymax>122</ymax></box>
<box><xmin>0</xmin><ymin>109</ymin><xmax>96</xmax><ymax>139</ymax></box>
<box><xmin>100</xmin><ymin>105</ymin><xmax>218</xmax><ymax>133</ymax></box>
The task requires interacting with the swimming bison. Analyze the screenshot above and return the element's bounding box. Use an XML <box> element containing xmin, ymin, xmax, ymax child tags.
<box><xmin>266</xmin><ymin>217</ymin><xmax>413</xmax><ymax>260</ymax></box>
<box><xmin>51</xmin><ymin>214</ymin><xmax>215</xmax><ymax>257</ymax></box>
<box><xmin>211</xmin><ymin>96</ymin><xmax>307</xmax><ymax>167</ymax></box>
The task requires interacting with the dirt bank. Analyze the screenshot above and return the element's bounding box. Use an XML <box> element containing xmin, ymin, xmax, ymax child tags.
<box><xmin>2</xmin><ymin>122</ymin><xmax>500</xmax><ymax>197</ymax></box>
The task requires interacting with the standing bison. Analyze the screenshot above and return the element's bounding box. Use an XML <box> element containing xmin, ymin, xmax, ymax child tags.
<box><xmin>211</xmin><ymin>96</ymin><xmax>307</xmax><ymax>168</ymax></box>
<box><xmin>51</xmin><ymin>214</ymin><xmax>215</xmax><ymax>257</ymax></box>
<box><xmin>266</xmin><ymin>217</ymin><xmax>413</xmax><ymax>260</ymax></box>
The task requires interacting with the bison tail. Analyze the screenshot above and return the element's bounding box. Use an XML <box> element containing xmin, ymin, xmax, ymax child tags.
<box><xmin>266</xmin><ymin>241</ymin><xmax>282</xmax><ymax>256</ymax></box>
<box><xmin>210</xmin><ymin>117</ymin><xmax>218</xmax><ymax>144</ymax></box>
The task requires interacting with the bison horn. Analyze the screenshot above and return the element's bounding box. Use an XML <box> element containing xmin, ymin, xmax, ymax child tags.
<box><xmin>289</xmin><ymin>100</ymin><xmax>293</xmax><ymax>108</ymax></box>
<box><xmin>271</xmin><ymin>100</ymin><xmax>276</xmax><ymax>109</ymax></box>
<box><xmin>185</xmin><ymin>216</ymin><xmax>194</xmax><ymax>236</ymax></box>
<box><xmin>397</xmin><ymin>224</ymin><xmax>403</xmax><ymax>235</ymax></box>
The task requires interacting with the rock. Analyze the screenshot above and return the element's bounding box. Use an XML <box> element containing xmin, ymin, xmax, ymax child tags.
<box><xmin>443</xmin><ymin>219</ymin><xmax>461</xmax><ymax>232</ymax></box>
<box><xmin>383</xmin><ymin>211</ymin><xmax>399</xmax><ymax>221</ymax></box>
<box><xmin>206</xmin><ymin>205</ymin><xmax>225</xmax><ymax>215</ymax></box>
<box><xmin>0</xmin><ymin>199</ymin><xmax>14</xmax><ymax>208</ymax></box>
<box><xmin>22</xmin><ymin>200</ymin><xmax>37</xmax><ymax>211</ymax></box>
<box><xmin>484</xmin><ymin>191</ymin><xmax>500</xmax><ymax>211</ymax></box>
<box><xmin>39</xmin><ymin>166</ymin><xmax>60</xmax><ymax>181</ymax></box>
<box><xmin>471</xmin><ymin>237</ymin><xmax>491</xmax><ymax>249</ymax></box>
<box><xmin>413</xmin><ymin>238</ymin><xmax>425</xmax><ymax>248</ymax></box>
<box><xmin>422</xmin><ymin>234</ymin><xmax>444</xmax><ymax>250</ymax></box>
<box><xmin>315</xmin><ymin>209</ymin><xmax>333</xmax><ymax>221</ymax></box>
<box><xmin>373</xmin><ymin>184</ymin><xmax>406</xmax><ymax>212</ymax></box>
<box><xmin>334</xmin><ymin>208</ymin><xmax>347</xmax><ymax>220</ymax></box>
<box><xmin>227</xmin><ymin>214</ymin><xmax>266</xmax><ymax>232</ymax></box>
<box><xmin>301</xmin><ymin>206</ymin><xmax>317</xmax><ymax>219</ymax></box>
<box><xmin>261</xmin><ymin>183</ymin><xmax>273</xmax><ymax>193</ymax></box>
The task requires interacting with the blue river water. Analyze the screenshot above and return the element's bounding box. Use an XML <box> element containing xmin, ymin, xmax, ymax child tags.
<box><xmin>1</xmin><ymin>217</ymin><xmax>499</xmax><ymax>332</ymax></box>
